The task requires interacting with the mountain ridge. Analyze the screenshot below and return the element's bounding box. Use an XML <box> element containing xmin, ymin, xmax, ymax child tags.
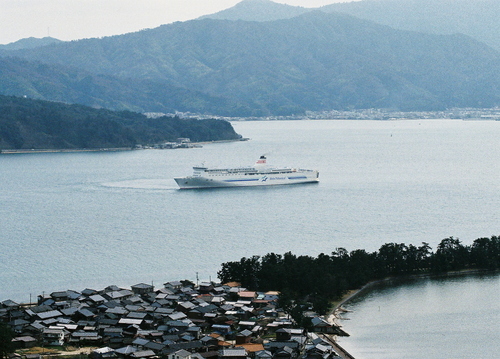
<box><xmin>198</xmin><ymin>0</ymin><xmax>310</xmax><ymax>21</ymax></box>
<box><xmin>201</xmin><ymin>0</ymin><xmax>500</xmax><ymax>51</ymax></box>
<box><xmin>1</xmin><ymin>8</ymin><xmax>499</xmax><ymax>114</ymax></box>
<box><xmin>0</xmin><ymin>37</ymin><xmax>62</xmax><ymax>51</ymax></box>
<box><xmin>323</xmin><ymin>0</ymin><xmax>500</xmax><ymax>51</ymax></box>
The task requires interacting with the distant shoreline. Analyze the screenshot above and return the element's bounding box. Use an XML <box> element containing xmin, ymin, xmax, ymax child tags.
<box><xmin>0</xmin><ymin>138</ymin><xmax>249</xmax><ymax>155</ymax></box>
<box><xmin>0</xmin><ymin>147</ymin><xmax>134</xmax><ymax>154</ymax></box>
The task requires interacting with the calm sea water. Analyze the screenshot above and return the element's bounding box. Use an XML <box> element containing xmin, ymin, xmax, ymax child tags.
<box><xmin>337</xmin><ymin>272</ymin><xmax>500</xmax><ymax>359</ymax></box>
<box><xmin>1</xmin><ymin>119</ymin><xmax>499</xmax><ymax>357</ymax></box>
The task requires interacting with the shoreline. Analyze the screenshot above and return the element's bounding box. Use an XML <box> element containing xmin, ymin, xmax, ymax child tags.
<box><xmin>0</xmin><ymin>147</ymin><xmax>135</xmax><ymax>154</ymax></box>
<box><xmin>330</xmin><ymin>268</ymin><xmax>495</xmax><ymax>316</ymax></box>
<box><xmin>0</xmin><ymin>138</ymin><xmax>248</xmax><ymax>155</ymax></box>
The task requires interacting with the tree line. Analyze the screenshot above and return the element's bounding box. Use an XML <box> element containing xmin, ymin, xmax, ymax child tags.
<box><xmin>217</xmin><ymin>236</ymin><xmax>500</xmax><ymax>315</ymax></box>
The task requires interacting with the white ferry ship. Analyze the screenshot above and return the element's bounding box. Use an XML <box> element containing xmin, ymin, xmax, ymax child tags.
<box><xmin>174</xmin><ymin>156</ymin><xmax>319</xmax><ymax>189</ymax></box>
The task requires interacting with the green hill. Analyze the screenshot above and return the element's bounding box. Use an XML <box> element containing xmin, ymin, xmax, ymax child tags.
<box><xmin>0</xmin><ymin>57</ymin><xmax>257</xmax><ymax>116</ymax></box>
<box><xmin>203</xmin><ymin>0</ymin><xmax>500</xmax><ymax>52</ymax></box>
<box><xmin>2</xmin><ymin>11</ymin><xmax>500</xmax><ymax>114</ymax></box>
<box><xmin>0</xmin><ymin>95</ymin><xmax>240</xmax><ymax>150</ymax></box>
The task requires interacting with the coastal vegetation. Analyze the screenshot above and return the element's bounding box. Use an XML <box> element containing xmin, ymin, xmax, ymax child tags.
<box><xmin>0</xmin><ymin>95</ymin><xmax>240</xmax><ymax>150</ymax></box>
<box><xmin>217</xmin><ymin>236</ymin><xmax>500</xmax><ymax>318</ymax></box>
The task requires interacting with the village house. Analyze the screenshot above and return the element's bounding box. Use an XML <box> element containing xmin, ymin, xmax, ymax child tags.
<box><xmin>309</xmin><ymin>317</ymin><xmax>341</xmax><ymax>335</ymax></box>
<box><xmin>164</xmin><ymin>281</ymin><xmax>184</xmax><ymax>292</ymax></box>
<box><xmin>11</xmin><ymin>335</ymin><xmax>37</xmax><ymax>349</ymax></box>
<box><xmin>1</xmin><ymin>281</ymin><xmax>345</xmax><ymax>359</ymax></box>
<box><xmin>131</xmin><ymin>283</ymin><xmax>155</xmax><ymax>296</ymax></box>
<box><xmin>219</xmin><ymin>347</ymin><xmax>249</xmax><ymax>359</ymax></box>
<box><xmin>42</xmin><ymin>327</ymin><xmax>68</xmax><ymax>346</ymax></box>
<box><xmin>168</xmin><ymin>349</ymin><xmax>192</xmax><ymax>359</ymax></box>
<box><xmin>93</xmin><ymin>346</ymin><xmax>117</xmax><ymax>359</ymax></box>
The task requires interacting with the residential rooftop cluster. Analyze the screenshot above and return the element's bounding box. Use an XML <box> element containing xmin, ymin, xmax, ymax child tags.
<box><xmin>304</xmin><ymin>107</ymin><xmax>500</xmax><ymax>121</ymax></box>
<box><xmin>2</xmin><ymin>281</ymin><xmax>344</xmax><ymax>359</ymax></box>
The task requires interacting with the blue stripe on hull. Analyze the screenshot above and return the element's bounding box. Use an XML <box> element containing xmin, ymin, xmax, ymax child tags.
<box><xmin>224</xmin><ymin>179</ymin><xmax>260</xmax><ymax>182</ymax></box>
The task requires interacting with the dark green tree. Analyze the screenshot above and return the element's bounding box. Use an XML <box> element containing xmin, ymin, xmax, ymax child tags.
<box><xmin>417</xmin><ymin>242</ymin><xmax>433</xmax><ymax>270</ymax></box>
<box><xmin>0</xmin><ymin>322</ymin><xmax>14</xmax><ymax>359</ymax></box>
<box><xmin>433</xmin><ymin>237</ymin><xmax>469</xmax><ymax>272</ymax></box>
<box><xmin>470</xmin><ymin>236</ymin><xmax>500</xmax><ymax>269</ymax></box>
<box><xmin>217</xmin><ymin>256</ymin><xmax>261</xmax><ymax>289</ymax></box>
<box><xmin>377</xmin><ymin>243</ymin><xmax>408</xmax><ymax>276</ymax></box>
<box><xmin>258</xmin><ymin>253</ymin><xmax>284</xmax><ymax>291</ymax></box>
<box><xmin>310</xmin><ymin>294</ymin><xmax>331</xmax><ymax>315</ymax></box>
<box><xmin>277</xmin><ymin>287</ymin><xmax>295</xmax><ymax>314</ymax></box>
<box><xmin>347</xmin><ymin>249</ymin><xmax>377</xmax><ymax>287</ymax></box>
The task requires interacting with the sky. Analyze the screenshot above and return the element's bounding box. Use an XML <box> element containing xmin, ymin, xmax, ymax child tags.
<box><xmin>0</xmin><ymin>0</ymin><xmax>352</xmax><ymax>45</ymax></box>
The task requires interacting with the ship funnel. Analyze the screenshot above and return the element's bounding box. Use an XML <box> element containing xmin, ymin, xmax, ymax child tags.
<box><xmin>255</xmin><ymin>155</ymin><xmax>267</xmax><ymax>170</ymax></box>
<box><xmin>256</xmin><ymin>155</ymin><xmax>267</xmax><ymax>165</ymax></box>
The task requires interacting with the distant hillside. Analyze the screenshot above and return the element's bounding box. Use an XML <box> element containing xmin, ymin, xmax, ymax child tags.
<box><xmin>0</xmin><ymin>95</ymin><xmax>240</xmax><ymax>150</ymax></box>
<box><xmin>0</xmin><ymin>57</ymin><xmax>257</xmax><ymax>116</ymax></box>
<box><xmin>199</xmin><ymin>0</ymin><xmax>309</xmax><ymax>21</ymax></box>
<box><xmin>5</xmin><ymin>11</ymin><xmax>500</xmax><ymax>113</ymax></box>
<box><xmin>323</xmin><ymin>0</ymin><xmax>500</xmax><ymax>51</ymax></box>
<box><xmin>201</xmin><ymin>0</ymin><xmax>500</xmax><ymax>52</ymax></box>
<box><xmin>0</xmin><ymin>37</ymin><xmax>62</xmax><ymax>51</ymax></box>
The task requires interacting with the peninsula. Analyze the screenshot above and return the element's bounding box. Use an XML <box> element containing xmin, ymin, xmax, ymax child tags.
<box><xmin>0</xmin><ymin>95</ymin><xmax>241</xmax><ymax>151</ymax></box>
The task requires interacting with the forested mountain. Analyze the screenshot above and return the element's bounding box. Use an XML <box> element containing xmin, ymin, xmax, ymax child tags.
<box><xmin>0</xmin><ymin>95</ymin><xmax>240</xmax><ymax>150</ymax></box>
<box><xmin>323</xmin><ymin>0</ymin><xmax>500</xmax><ymax>51</ymax></box>
<box><xmin>202</xmin><ymin>0</ymin><xmax>500</xmax><ymax>52</ymax></box>
<box><xmin>3</xmin><ymin>11</ymin><xmax>499</xmax><ymax>114</ymax></box>
<box><xmin>0</xmin><ymin>57</ymin><xmax>255</xmax><ymax>116</ymax></box>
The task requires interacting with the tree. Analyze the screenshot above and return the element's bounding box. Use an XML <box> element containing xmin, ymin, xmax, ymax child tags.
<box><xmin>377</xmin><ymin>243</ymin><xmax>408</xmax><ymax>275</ymax></box>
<box><xmin>470</xmin><ymin>236</ymin><xmax>500</xmax><ymax>269</ymax></box>
<box><xmin>217</xmin><ymin>256</ymin><xmax>261</xmax><ymax>289</ymax></box>
<box><xmin>0</xmin><ymin>322</ymin><xmax>14</xmax><ymax>359</ymax></box>
<box><xmin>417</xmin><ymin>242</ymin><xmax>433</xmax><ymax>270</ymax></box>
<box><xmin>258</xmin><ymin>253</ymin><xmax>285</xmax><ymax>291</ymax></box>
<box><xmin>347</xmin><ymin>249</ymin><xmax>377</xmax><ymax>287</ymax></box>
<box><xmin>433</xmin><ymin>237</ymin><xmax>469</xmax><ymax>272</ymax></box>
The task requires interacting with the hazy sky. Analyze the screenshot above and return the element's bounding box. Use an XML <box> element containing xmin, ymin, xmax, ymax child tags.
<box><xmin>0</xmin><ymin>0</ymin><xmax>351</xmax><ymax>45</ymax></box>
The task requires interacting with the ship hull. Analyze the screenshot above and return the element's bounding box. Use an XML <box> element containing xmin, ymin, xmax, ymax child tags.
<box><xmin>174</xmin><ymin>171</ymin><xmax>319</xmax><ymax>189</ymax></box>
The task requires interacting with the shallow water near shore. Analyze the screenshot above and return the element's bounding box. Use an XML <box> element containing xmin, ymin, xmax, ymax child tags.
<box><xmin>337</xmin><ymin>272</ymin><xmax>500</xmax><ymax>359</ymax></box>
<box><xmin>1</xmin><ymin>119</ymin><xmax>499</xmax><ymax>357</ymax></box>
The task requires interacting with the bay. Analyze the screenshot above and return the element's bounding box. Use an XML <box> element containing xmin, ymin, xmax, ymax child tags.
<box><xmin>1</xmin><ymin>119</ymin><xmax>499</xmax><ymax>357</ymax></box>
